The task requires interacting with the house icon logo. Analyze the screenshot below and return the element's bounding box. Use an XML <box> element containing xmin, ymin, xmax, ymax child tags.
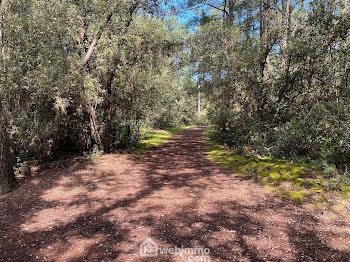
<box><xmin>140</xmin><ymin>237</ymin><xmax>158</xmax><ymax>257</ymax></box>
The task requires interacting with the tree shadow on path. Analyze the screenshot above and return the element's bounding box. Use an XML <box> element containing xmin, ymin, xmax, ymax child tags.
<box><xmin>0</xmin><ymin>127</ymin><xmax>349</xmax><ymax>261</ymax></box>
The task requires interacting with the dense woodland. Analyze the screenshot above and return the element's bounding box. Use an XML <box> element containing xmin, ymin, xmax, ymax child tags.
<box><xmin>0</xmin><ymin>0</ymin><xmax>350</xmax><ymax>194</ymax></box>
<box><xmin>194</xmin><ymin>0</ymin><xmax>350</xmax><ymax>169</ymax></box>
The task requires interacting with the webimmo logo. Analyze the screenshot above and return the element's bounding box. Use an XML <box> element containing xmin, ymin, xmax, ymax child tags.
<box><xmin>139</xmin><ymin>237</ymin><xmax>211</xmax><ymax>261</ymax></box>
<box><xmin>140</xmin><ymin>237</ymin><xmax>158</xmax><ymax>257</ymax></box>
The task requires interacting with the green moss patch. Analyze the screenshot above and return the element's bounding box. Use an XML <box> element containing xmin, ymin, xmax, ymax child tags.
<box><xmin>206</xmin><ymin>141</ymin><xmax>310</xmax><ymax>185</ymax></box>
<box><xmin>205</xmin><ymin>140</ymin><xmax>350</xmax><ymax>208</ymax></box>
<box><xmin>284</xmin><ymin>190</ymin><xmax>308</xmax><ymax>204</ymax></box>
<box><xmin>341</xmin><ymin>186</ymin><xmax>350</xmax><ymax>199</ymax></box>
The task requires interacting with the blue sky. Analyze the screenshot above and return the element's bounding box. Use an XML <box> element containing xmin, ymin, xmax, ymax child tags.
<box><xmin>163</xmin><ymin>0</ymin><xmax>313</xmax><ymax>28</ymax></box>
<box><xmin>162</xmin><ymin>0</ymin><xmax>208</xmax><ymax>28</ymax></box>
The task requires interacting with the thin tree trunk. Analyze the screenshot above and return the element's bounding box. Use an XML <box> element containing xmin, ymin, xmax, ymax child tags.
<box><xmin>0</xmin><ymin>119</ymin><xmax>18</xmax><ymax>194</ymax></box>
<box><xmin>102</xmin><ymin>2</ymin><xmax>139</xmax><ymax>152</ymax></box>
<box><xmin>280</xmin><ymin>0</ymin><xmax>292</xmax><ymax>99</ymax></box>
<box><xmin>0</xmin><ymin>0</ymin><xmax>18</xmax><ymax>194</ymax></box>
<box><xmin>342</xmin><ymin>0</ymin><xmax>349</xmax><ymax>13</ymax></box>
<box><xmin>81</xmin><ymin>0</ymin><xmax>121</xmax><ymax>67</ymax></box>
<box><xmin>260</xmin><ymin>0</ymin><xmax>271</xmax><ymax>80</ymax></box>
<box><xmin>104</xmin><ymin>70</ymin><xmax>116</xmax><ymax>153</ymax></box>
<box><xmin>80</xmin><ymin>0</ymin><xmax>139</xmax><ymax>151</ymax></box>
<box><xmin>198</xmin><ymin>84</ymin><xmax>201</xmax><ymax>114</ymax></box>
<box><xmin>227</xmin><ymin>0</ymin><xmax>235</xmax><ymax>25</ymax></box>
<box><xmin>88</xmin><ymin>101</ymin><xmax>103</xmax><ymax>152</ymax></box>
<box><xmin>223</xmin><ymin>0</ymin><xmax>227</xmax><ymax>21</ymax></box>
<box><xmin>80</xmin><ymin>0</ymin><xmax>139</xmax><ymax>67</ymax></box>
<box><xmin>0</xmin><ymin>0</ymin><xmax>7</xmax><ymax>52</ymax></box>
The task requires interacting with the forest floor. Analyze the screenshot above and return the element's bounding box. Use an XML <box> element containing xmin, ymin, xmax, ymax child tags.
<box><xmin>1</xmin><ymin>127</ymin><xmax>350</xmax><ymax>262</ymax></box>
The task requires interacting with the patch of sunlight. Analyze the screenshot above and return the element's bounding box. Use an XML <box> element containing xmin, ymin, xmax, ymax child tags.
<box><xmin>21</xmin><ymin>205</ymin><xmax>89</xmax><ymax>232</ymax></box>
<box><xmin>132</xmin><ymin>126</ymin><xmax>191</xmax><ymax>154</ymax></box>
<box><xmin>39</xmin><ymin>234</ymin><xmax>104</xmax><ymax>262</ymax></box>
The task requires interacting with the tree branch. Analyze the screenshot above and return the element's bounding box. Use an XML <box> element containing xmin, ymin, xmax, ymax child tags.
<box><xmin>206</xmin><ymin>3</ymin><xmax>229</xmax><ymax>15</ymax></box>
<box><xmin>81</xmin><ymin>1</ymin><xmax>122</xmax><ymax>67</ymax></box>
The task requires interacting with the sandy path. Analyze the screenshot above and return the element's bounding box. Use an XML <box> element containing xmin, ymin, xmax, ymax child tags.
<box><xmin>0</xmin><ymin>127</ymin><xmax>349</xmax><ymax>261</ymax></box>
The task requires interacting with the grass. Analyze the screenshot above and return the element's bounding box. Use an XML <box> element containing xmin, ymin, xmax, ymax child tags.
<box><xmin>131</xmin><ymin>126</ymin><xmax>192</xmax><ymax>154</ymax></box>
<box><xmin>205</xmin><ymin>139</ymin><xmax>350</xmax><ymax>209</ymax></box>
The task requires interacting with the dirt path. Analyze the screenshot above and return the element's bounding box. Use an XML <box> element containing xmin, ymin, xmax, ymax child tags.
<box><xmin>0</xmin><ymin>127</ymin><xmax>349</xmax><ymax>262</ymax></box>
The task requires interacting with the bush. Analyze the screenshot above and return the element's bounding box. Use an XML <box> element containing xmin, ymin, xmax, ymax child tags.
<box><xmin>273</xmin><ymin>104</ymin><xmax>350</xmax><ymax>166</ymax></box>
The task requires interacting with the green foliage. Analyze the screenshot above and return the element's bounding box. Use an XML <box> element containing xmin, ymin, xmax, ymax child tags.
<box><xmin>192</xmin><ymin>0</ymin><xmax>350</xmax><ymax>173</ymax></box>
<box><xmin>192</xmin><ymin>112</ymin><xmax>209</xmax><ymax>126</ymax></box>
<box><xmin>1</xmin><ymin>0</ymin><xmax>195</xmax><ymax>162</ymax></box>
<box><xmin>3</xmin><ymin>0</ymin><xmax>350</xmax><ymax>189</ymax></box>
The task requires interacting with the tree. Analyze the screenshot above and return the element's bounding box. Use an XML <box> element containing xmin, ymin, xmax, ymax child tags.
<box><xmin>0</xmin><ymin>0</ymin><xmax>18</xmax><ymax>194</ymax></box>
<box><xmin>0</xmin><ymin>0</ymin><xmax>192</xmax><ymax>163</ymax></box>
<box><xmin>260</xmin><ymin>0</ymin><xmax>271</xmax><ymax>80</ymax></box>
<box><xmin>190</xmin><ymin>0</ymin><xmax>350</xmax><ymax>167</ymax></box>
<box><xmin>0</xmin><ymin>114</ymin><xmax>18</xmax><ymax>194</ymax></box>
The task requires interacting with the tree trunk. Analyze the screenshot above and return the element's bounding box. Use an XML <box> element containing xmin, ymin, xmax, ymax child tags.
<box><xmin>88</xmin><ymin>102</ymin><xmax>103</xmax><ymax>152</ymax></box>
<box><xmin>0</xmin><ymin>0</ymin><xmax>7</xmax><ymax>52</ymax></box>
<box><xmin>0</xmin><ymin>0</ymin><xmax>18</xmax><ymax>195</ymax></box>
<box><xmin>260</xmin><ymin>0</ymin><xmax>271</xmax><ymax>80</ymax></box>
<box><xmin>281</xmin><ymin>0</ymin><xmax>291</xmax><ymax>51</ymax></box>
<box><xmin>80</xmin><ymin>0</ymin><xmax>139</xmax><ymax>67</ymax></box>
<box><xmin>227</xmin><ymin>0</ymin><xmax>235</xmax><ymax>25</ymax></box>
<box><xmin>104</xmin><ymin>69</ymin><xmax>116</xmax><ymax>153</ymax></box>
<box><xmin>81</xmin><ymin>0</ymin><xmax>121</xmax><ymax>67</ymax></box>
<box><xmin>342</xmin><ymin>0</ymin><xmax>349</xmax><ymax>13</ymax></box>
<box><xmin>0</xmin><ymin>121</ymin><xmax>18</xmax><ymax>194</ymax></box>
<box><xmin>279</xmin><ymin>0</ymin><xmax>292</xmax><ymax>100</ymax></box>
